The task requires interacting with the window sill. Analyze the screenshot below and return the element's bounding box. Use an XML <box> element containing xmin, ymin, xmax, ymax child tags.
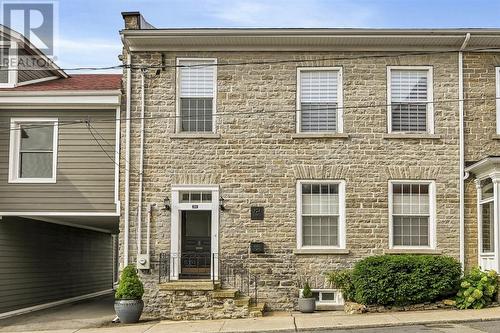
<box><xmin>8</xmin><ymin>178</ymin><xmax>57</xmax><ymax>184</ymax></box>
<box><xmin>294</xmin><ymin>248</ymin><xmax>350</xmax><ymax>255</ymax></box>
<box><xmin>491</xmin><ymin>134</ymin><xmax>500</xmax><ymax>140</ymax></box>
<box><xmin>383</xmin><ymin>133</ymin><xmax>441</xmax><ymax>140</ymax></box>
<box><xmin>384</xmin><ymin>248</ymin><xmax>442</xmax><ymax>255</ymax></box>
<box><xmin>292</xmin><ymin>133</ymin><xmax>349</xmax><ymax>139</ymax></box>
<box><xmin>170</xmin><ymin>133</ymin><xmax>221</xmax><ymax>139</ymax></box>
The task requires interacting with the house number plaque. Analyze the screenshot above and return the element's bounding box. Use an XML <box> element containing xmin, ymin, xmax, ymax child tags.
<box><xmin>250</xmin><ymin>206</ymin><xmax>264</xmax><ymax>220</ymax></box>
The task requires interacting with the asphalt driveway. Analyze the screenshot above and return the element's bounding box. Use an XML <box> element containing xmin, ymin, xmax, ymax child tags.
<box><xmin>0</xmin><ymin>294</ymin><xmax>116</xmax><ymax>332</ymax></box>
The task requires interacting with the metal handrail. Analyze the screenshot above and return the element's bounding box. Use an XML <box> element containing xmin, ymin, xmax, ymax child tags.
<box><xmin>158</xmin><ymin>252</ymin><xmax>259</xmax><ymax>305</ymax></box>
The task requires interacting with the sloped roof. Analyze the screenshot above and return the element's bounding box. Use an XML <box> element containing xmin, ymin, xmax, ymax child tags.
<box><xmin>2</xmin><ymin>74</ymin><xmax>122</xmax><ymax>91</ymax></box>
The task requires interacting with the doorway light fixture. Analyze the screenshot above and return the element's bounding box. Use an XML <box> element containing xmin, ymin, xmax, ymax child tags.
<box><xmin>220</xmin><ymin>197</ymin><xmax>226</xmax><ymax>211</ymax></box>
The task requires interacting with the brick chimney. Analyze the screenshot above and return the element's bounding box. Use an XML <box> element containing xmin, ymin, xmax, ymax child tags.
<box><xmin>121</xmin><ymin>11</ymin><xmax>155</xmax><ymax>30</ymax></box>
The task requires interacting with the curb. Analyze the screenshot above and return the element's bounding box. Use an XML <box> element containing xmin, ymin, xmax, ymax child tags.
<box><xmin>219</xmin><ymin>316</ymin><xmax>500</xmax><ymax>333</ymax></box>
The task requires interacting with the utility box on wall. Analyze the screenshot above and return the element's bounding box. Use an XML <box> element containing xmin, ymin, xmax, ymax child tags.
<box><xmin>136</xmin><ymin>254</ymin><xmax>150</xmax><ymax>270</ymax></box>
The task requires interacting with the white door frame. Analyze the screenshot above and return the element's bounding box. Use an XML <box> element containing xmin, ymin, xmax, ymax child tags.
<box><xmin>170</xmin><ymin>185</ymin><xmax>220</xmax><ymax>280</ymax></box>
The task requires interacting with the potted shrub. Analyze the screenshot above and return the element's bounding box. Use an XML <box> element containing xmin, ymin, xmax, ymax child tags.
<box><xmin>114</xmin><ymin>265</ymin><xmax>145</xmax><ymax>323</ymax></box>
<box><xmin>298</xmin><ymin>282</ymin><xmax>316</xmax><ymax>313</ymax></box>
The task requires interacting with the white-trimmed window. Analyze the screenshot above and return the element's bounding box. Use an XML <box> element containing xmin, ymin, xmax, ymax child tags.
<box><xmin>387</xmin><ymin>66</ymin><xmax>433</xmax><ymax>133</ymax></box>
<box><xmin>9</xmin><ymin>118</ymin><xmax>58</xmax><ymax>183</ymax></box>
<box><xmin>300</xmin><ymin>288</ymin><xmax>344</xmax><ymax>306</ymax></box>
<box><xmin>176</xmin><ymin>58</ymin><xmax>217</xmax><ymax>133</ymax></box>
<box><xmin>0</xmin><ymin>43</ymin><xmax>17</xmax><ymax>88</ymax></box>
<box><xmin>389</xmin><ymin>181</ymin><xmax>436</xmax><ymax>248</ymax></box>
<box><xmin>297</xmin><ymin>180</ymin><xmax>346</xmax><ymax>249</ymax></box>
<box><xmin>496</xmin><ymin>67</ymin><xmax>500</xmax><ymax>134</ymax></box>
<box><xmin>297</xmin><ymin>67</ymin><xmax>343</xmax><ymax>133</ymax></box>
<box><xmin>479</xmin><ymin>178</ymin><xmax>494</xmax><ymax>254</ymax></box>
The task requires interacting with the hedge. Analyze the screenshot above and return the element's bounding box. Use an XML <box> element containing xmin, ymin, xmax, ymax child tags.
<box><xmin>350</xmin><ymin>255</ymin><xmax>461</xmax><ymax>306</ymax></box>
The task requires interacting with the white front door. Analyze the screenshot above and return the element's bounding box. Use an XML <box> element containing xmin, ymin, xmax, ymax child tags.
<box><xmin>170</xmin><ymin>185</ymin><xmax>219</xmax><ymax>280</ymax></box>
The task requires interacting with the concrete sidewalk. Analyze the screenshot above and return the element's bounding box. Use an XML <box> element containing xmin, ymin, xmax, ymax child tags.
<box><xmin>4</xmin><ymin>306</ymin><xmax>500</xmax><ymax>333</ymax></box>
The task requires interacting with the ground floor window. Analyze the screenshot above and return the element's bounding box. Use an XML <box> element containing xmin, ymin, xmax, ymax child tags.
<box><xmin>389</xmin><ymin>180</ymin><xmax>436</xmax><ymax>249</ymax></box>
<box><xmin>296</xmin><ymin>180</ymin><xmax>346</xmax><ymax>249</ymax></box>
<box><xmin>479</xmin><ymin>178</ymin><xmax>495</xmax><ymax>254</ymax></box>
<box><xmin>300</xmin><ymin>288</ymin><xmax>344</xmax><ymax>305</ymax></box>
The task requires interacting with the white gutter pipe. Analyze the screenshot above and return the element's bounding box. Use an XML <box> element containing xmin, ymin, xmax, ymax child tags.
<box><xmin>136</xmin><ymin>69</ymin><xmax>146</xmax><ymax>257</ymax></box>
<box><xmin>459</xmin><ymin>33</ymin><xmax>471</xmax><ymax>268</ymax></box>
<box><xmin>123</xmin><ymin>52</ymin><xmax>131</xmax><ymax>268</ymax></box>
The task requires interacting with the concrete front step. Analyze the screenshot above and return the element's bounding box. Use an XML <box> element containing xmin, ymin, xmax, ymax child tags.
<box><xmin>249</xmin><ymin>302</ymin><xmax>266</xmax><ymax>317</ymax></box>
<box><xmin>212</xmin><ymin>288</ymin><xmax>239</xmax><ymax>299</ymax></box>
<box><xmin>234</xmin><ymin>296</ymin><xmax>251</xmax><ymax>307</ymax></box>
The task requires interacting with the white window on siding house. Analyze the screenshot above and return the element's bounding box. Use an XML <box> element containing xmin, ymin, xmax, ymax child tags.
<box><xmin>387</xmin><ymin>66</ymin><xmax>433</xmax><ymax>133</ymax></box>
<box><xmin>389</xmin><ymin>181</ymin><xmax>436</xmax><ymax>249</ymax></box>
<box><xmin>0</xmin><ymin>44</ymin><xmax>17</xmax><ymax>87</ymax></box>
<box><xmin>297</xmin><ymin>68</ymin><xmax>343</xmax><ymax>133</ymax></box>
<box><xmin>176</xmin><ymin>58</ymin><xmax>217</xmax><ymax>133</ymax></box>
<box><xmin>296</xmin><ymin>180</ymin><xmax>346</xmax><ymax>249</ymax></box>
<box><xmin>9</xmin><ymin>118</ymin><xmax>58</xmax><ymax>183</ymax></box>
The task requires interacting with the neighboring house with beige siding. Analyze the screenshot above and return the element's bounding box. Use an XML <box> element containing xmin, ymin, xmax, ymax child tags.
<box><xmin>119</xmin><ymin>12</ymin><xmax>500</xmax><ymax>320</ymax></box>
<box><xmin>0</xmin><ymin>25</ymin><xmax>122</xmax><ymax>317</ymax></box>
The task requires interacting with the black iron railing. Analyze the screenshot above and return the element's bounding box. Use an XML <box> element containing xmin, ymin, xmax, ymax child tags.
<box><xmin>158</xmin><ymin>252</ymin><xmax>259</xmax><ymax>305</ymax></box>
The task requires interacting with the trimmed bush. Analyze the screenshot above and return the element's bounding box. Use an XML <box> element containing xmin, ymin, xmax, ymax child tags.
<box><xmin>350</xmin><ymin>255</ymin><xmax>461</xmax><ymax>306</ymax></box>
<box><xmin>456</xmin><ymin>268</ymin><xmax>498</xmax><ymax>309</ymax></box>
<box><xmin>326</xmin><ymin>269</ymin><xmax>355</xmax><ymax>302</ymax></box>
<box><xmin>115</xmin><ymin>265</ymin><xmax>144</xmax><ymax>300</ymax></box>
<box><xmin>302</xmin><ymin>282</ymin><xmax>313</xmax><ymax>298</ymax></box>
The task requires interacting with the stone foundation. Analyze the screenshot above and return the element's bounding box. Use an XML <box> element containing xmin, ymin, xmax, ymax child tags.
<box><xmin>143</xmin><ymin>281</ymin><xmax>264</xmax><ymax>320</ymax></box>
<box><xmin>344</xmin><ymin>300</ymin><xmax>457</xmax><ymax>314</ymax></box>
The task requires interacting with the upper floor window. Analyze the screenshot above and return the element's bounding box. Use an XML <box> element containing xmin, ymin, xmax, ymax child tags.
<box><xmin>496</xmin><ymin>67</ymin><xmax>500</xmax><ymax>134</ymax></box>
<box><xmin>297</xmin><ymin>180</ymin><xmax>346</xmax><ymax>249</ymax></box>
<box><xmin>389</xmin><ymin>181</ymin><xmax>436</xmax><ymax>249</ymax></box>
<box><xmin>0</xmin><ymin>45</ymin><xmax>16</xmax><ymax>88</ymax></box>
<box><xmin>297</xmin><ymin>68</ymin><xmax>343</xmax><ymax>133</ymax></box>
<box><xmin>9</xmin><ymin>118</ymin><xmax>58</xmax><ymax>183</ymax></box>
<box><xmin>387</xmin><ymin>66</ymin><xmax>433</xmax><ymax>133</ymax></box>
<box><xmin>176</xmin><ymin>58</ymin><xmax>217</xmax><ymax>133</ymax></box>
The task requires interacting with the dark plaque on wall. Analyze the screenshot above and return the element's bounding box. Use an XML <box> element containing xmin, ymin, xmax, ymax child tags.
<box><xmin>250</xmin><ymin>242</ymin><xmax>265</xmax><ymax>253</ymax></box>
<box><xmin>250</xmin><ymin>206</ymin><xmax>264</xmax><ymax>220</ymax></box>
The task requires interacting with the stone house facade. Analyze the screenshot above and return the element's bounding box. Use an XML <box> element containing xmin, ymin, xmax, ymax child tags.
<box><xmin>119</xmin><ymin>13</ymin><xmax>500</xmax><ymax>319</ymax></box>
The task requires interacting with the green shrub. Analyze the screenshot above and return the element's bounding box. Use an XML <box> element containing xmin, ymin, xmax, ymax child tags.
<box><xmin>115</xmin><ymin>265</ymin><xmax>144</xmax><ymax>300</ymax></box>
<box><xmin>302</xmin><ymin>282</ymin><xmax>313</xmax><ymax>298</ymax></box>
<box><xmin>350</xmin><ymin>255</ymin><xmax>461</xmax><ymax>306</ymax></box>
<box><xmin>456</xmin><ymin>268</ymin><xmax>498</xmax><ymax>309</ymax></box>
<box><xmin>326</xmin><ymin>269</ymin><xmax>355</xmax><ymax>302</ymax></box>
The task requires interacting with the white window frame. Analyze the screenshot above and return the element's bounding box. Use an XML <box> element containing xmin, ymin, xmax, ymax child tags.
<box><xmin>388</xmin><ymin>180</ymin><xmax>436</xmax><ymax>249</ymax></box>
<box><xmin>478</xmin><ymin>178</ymin><xmax>495</xmax><ymax>256</ymax></box>
<box><xmin>8</xmin><ymin>117</ymin><xmax>58</xmax><ymax>183</ymax></box>
<box><xmin>299</xmin><ymin>288</ymin><xmax>344</xmax><ymax>305</ymax></box>
<box><xmin>175</xmin><ymin>58</ymin><xmax>217</xmax><ymax>133</ymax></box>
<box><xmin>496</xmin><ymin>67</ymin><xmax>500</xmax><ymax>134</ymax></box>
<box><xmin>296</xmin><ymin>179</ymin><xmax>346</xmax><ymax>250</ymax></box>
<box><xmin>0</xmin><ymin>41</ymin><xmax>18</xmax><ymax>88</ymax></box>
<box><xmin>387</xmin><ymin>66</ymin><xmax>434</xmax><ymax>134</ymax></box>
<box><xmin>296</xmin><ymin>67</ymin><xmax>344</xmax><ymax>134</ymax></box>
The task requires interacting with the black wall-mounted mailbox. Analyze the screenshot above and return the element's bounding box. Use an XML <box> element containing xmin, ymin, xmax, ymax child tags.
<box><xmin>250</xmin><ymin>242</ymin><xmax>265</xmax><ymax>254</ymax></box>
<box><xmin>251</xmin><ymin>206</ymin><xmax>264</xmax><ymax>220</ymax></box>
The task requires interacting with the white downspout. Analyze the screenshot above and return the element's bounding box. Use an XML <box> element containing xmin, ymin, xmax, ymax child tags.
<box><xmin>459</xmin><ymin>33</ymin><xmax>470</xmax><ymax>268</ymax></box>
<box><xmin>136</xmin><ymin>69</ymin><xmax>146</xmax><ymax>258</ymax></box>
<box><xmin>123</xmin><ymin>52</ymin><xmax>131</xmax><ymax>268</ymax></box>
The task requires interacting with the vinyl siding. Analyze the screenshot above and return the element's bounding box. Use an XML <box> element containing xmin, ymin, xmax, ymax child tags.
<box><xmin>0</xmin><ymin>217</ymin><xmax>113</xmax><ymax>314</ymax></box>
<box><xmin>0</xmin><ymin>109</ymin><xmax>117</xmax><ymax>213</ymax></box>
<box><xmin>17</xmin><ymin>48</ymin><xmax>57</xmax><ymax>83</ymax></box>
